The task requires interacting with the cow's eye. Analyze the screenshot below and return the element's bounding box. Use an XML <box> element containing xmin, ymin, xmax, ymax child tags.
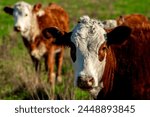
<box><xmin>70</xmin><ymin>43</ymin><xmax>76</xmax><ymax>62</ymax></box>
<box><xmin>98</xmin><ymin>42</ymin><xmax>107</xmax><ymax>61</ymax></box>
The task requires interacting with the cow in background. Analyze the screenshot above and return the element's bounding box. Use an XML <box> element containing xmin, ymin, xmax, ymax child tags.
<box><xmin>102</xmin><ymin>14</ymin><xmax>149</xmax><ymax>32</ymax></box>
<box><xmin>4</xmin><ymin>1</ymin><xmax>69</xmax><ymax>99</ymax></box>
<box><xmin>43</xmin><ymin>15</ymin><xmax>150</xmax><ymax>99</ymax></box>
<box><xmin>117</xmin><ymin>14</ymin><xmax>149</xmax><ymax>26</ymax></box>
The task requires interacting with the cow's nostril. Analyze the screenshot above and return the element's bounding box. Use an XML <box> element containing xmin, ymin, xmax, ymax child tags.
<box><xmin>77</xmin><ymin>76</ymin><xmax>94</xmax><ymax>90</ymax></box>
<box><xmin>14</xmin><ymin>26</ymin><xmax>21</xmax><ymax>32</ymax></box>
<box><xmin>87</xmin><ymin>77</ymin><xmax>94</xmax><ymax>86</ymax></box>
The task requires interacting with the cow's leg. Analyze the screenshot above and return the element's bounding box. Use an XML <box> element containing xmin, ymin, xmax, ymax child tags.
<box><xmin>22</xmin><ymin>38</ymin><xmax>41</xmax><ymax>80</ymax></box>
<box><xmin>44</xmin><ymin>55</ymin><xmax>48</xmax><ymax>72</ymax></box>
<box><xmin>30</xmin><ymin>55</ymin><xmax>41</xmax><ymax>82</ymax></box>
<box><xmin>47</xmin><ymin>48</ymin><xmax>55</xmax><ymax>99</ymax></box>
<box><xmin>55</xmin><ymin>47</ymin><xmax>64</xmax><ymax>83</ymax></box>
<box><xmin>31</xmin><ymin>56</ymin><xmax>40</xmax><ymax>74</ymax></box>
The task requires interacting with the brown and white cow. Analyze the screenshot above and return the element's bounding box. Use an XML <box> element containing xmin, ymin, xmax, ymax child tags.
<box><xmin>117</xmin><ymin>14</ymin><xmax>149</xmax><ymax>26</ymax></box>
<box><xmin>43</xmin><ymin>15</ymin><xmax>150</xmax><ymax>99</ymax></box>
<box><xmin>103</xmin><ymin>14</ymin><xmax>149</xmax><ymax>32</ymax></box>
<box><xmin>4</xmin><ymin>1</ymin><xmax>69</xmax><ymax>99</ymax></box>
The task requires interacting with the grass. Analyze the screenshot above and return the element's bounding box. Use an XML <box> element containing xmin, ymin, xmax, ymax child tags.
<box><xmin>0</xmin><ymin>0</ymin><xmax>149</xmax><ymax>99</ymax></box>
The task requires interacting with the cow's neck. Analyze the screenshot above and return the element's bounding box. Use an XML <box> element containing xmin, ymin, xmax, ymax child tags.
<box><xmin>101</xmin><ymin>46</ymin><xmax>116</xmax><ymax>95</ymax></box>
<box><xmin>22</xmin><ymin>16</ymin><xmax>40</xmax><ymax>43</ymax></box>
<box><xmin>30</xmin><ymin>16</ymin><xmax>40</xmax><ymax>42</ymax></box>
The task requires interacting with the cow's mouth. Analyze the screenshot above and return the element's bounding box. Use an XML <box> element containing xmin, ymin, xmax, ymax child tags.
<box><xmin>78</xmin><ymin>85</ymin><xmax>93</xmax><ymax>91</ymax></box>
<box><xmin>14</xmin><ymin>27</ymin><xmax>28</xmax><ymax>34</ymax></box>
<box><xmin>22</xmin><ymin>29</ymin><xmax>28</xmax><ymax>34</ymax></box>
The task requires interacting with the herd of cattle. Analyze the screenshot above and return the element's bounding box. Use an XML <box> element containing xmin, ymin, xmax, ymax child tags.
<box><xmin>3</xmin><ymin>1</ymin><xmax>150</xmax><ymax>99</ymax></box>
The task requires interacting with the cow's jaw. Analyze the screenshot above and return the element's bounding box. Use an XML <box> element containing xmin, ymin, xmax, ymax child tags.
<box><xmin>71</xmin><ymin>16</ymin><xmax>107</xmax><ymax>97</ymax></box>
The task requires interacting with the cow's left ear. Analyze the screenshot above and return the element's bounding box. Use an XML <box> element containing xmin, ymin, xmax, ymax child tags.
<box><xmin>106</xmin><ymin>26</ymin><xmax>131</xmax><ymax>45</ymax></box>
<box><xmin>3</xmin><ymin>6</ymin><xmax>14</xmax><ymax>15</ymax></box>
<box><xmin>33</xmin><ymin>3</ymin><xmax>42</xmax><ymax>13</ymax></box>
<box><xmin>42</xmin><ymin>27</ymin><xmax>72</xmax><ymax>47</ymax></box>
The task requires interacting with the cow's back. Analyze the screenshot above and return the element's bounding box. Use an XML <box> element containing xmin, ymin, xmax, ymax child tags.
<box><xmin>117</xmin><ymin>14</ymin><xmax>149</xmax><ymax>27</ymax></box>
<box><xmin>38</xmin><ymin>3</ymin><xmax>69</xmax><ymax>32</ymax></box>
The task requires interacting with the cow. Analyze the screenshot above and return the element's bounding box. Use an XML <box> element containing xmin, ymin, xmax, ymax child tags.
<box><xmin>42</xmin><ymin>15</ymin><xmax>150</xmax><ymax>99</ymax></box>
<box><xmin>101</xmin><ymin>19</ymin><xmax>117</xmax><ymax>30</ymax></box>
<box><xmin>3</xmin><ymin>1</ymin><xmax>69</xmax><ymax>99</ymax></box>
<box><xmin>102</xmin><ymin>14</ymin><xmax>149</xmax><ymax>32</ymax></box>
<box><xmin>87</xmin><ymin>14</ymin><xmax>149</xmax><ymax>32</ymax></box>
<box><xmin>117</xmin><ymin>14</ymin><xmax>149</xmax><ymax>26</ymax></box>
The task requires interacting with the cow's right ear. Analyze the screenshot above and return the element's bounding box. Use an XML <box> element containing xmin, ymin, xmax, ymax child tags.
<box><xmin>106</xmin><ymin>26</ymin><xmax>131</xmax><ymax>45</ymax></box>
<box><xmin>33</xmin><ymin>3</ymin><xmax>42</xmax><ymax>13</ymax></box>
<box><xmin>3</xmin><ymin>7</ymin><xmax>14</xmax><ymax>15</ymax></box>
<box><xmin>42</xmin><ymin>27</ymin><xmax>72</xmax><ymax>46</ymax></box>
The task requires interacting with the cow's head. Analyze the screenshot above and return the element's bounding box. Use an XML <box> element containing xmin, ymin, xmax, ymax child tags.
<box><xmin>102</xmin><ymin>19</ymin><xmax>118</xmax><ymax>30</ymax></box>
<box><xmin>3</xmin><ymin>1</ymin><xmax>44</xmax><ymax>40</ymax></box>
<box><xmin>42</xmin><ymin>16</ymin><xmax>131</xmax><ymax>97</ymax></box>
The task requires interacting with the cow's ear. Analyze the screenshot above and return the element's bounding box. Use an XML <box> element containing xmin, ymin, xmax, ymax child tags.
<box><xmin>33</xmin><ymin>3</ymin><xmax>42</xmax><ymax>13</ymax></box>
<box><xmin>43</xmin><ymin>27</ymin><xmax>64</xmax><ymax>39</ymax></box>
<box><xmin>106</xmin><ymin>26</ymin><xmax>131</xmax><ymax>45</ymax></box>
<box><xmin>3</xmin><ymin>7</ymin><xmax>14</xmax><ymax>15</ymax></box>
<box><xmin>42</xmin><ymin>27</ymin><xmax>72</xmax><ymax>46</ymax></box>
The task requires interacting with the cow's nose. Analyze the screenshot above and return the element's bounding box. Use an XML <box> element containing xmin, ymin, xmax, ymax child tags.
<box><xmin>14</xmin><ymin>26</ymin><xmax>21</xmax><ymax>32</ymax></box>
<box><xmin>77</xmin><ymin>76</ymin><xmax>94</xmax><ymax>90</ymax></box>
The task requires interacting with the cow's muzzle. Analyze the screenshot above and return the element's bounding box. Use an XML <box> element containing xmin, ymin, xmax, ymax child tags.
<box><xmin>14</xmin><ymin>26</ymin><xmax>21</xmax><ymax>32</ymax></box>
<box><xmin>77</xmin><ymin>76</ymin><xmax>94</xmax><ymax>90</ymax></box>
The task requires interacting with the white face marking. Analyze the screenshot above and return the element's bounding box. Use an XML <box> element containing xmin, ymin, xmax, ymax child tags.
<box><xmin>12</xmin><ymin>1</ymin><xmax>42</xmax><ymax>41</ymax></box>
<box><xmin>71</xmin><ymin>16</ymin><xmax>107</xmax><ymax>96</ymax></box>
<box><xmin>102</xmin><ymin>20</ymin><xmax>117</xmax><ymax>29</ymax></box>
<box><xmin>13</xmin><ymin>2</ymin><xmax>32</xmax><ymax>37</ymax></box>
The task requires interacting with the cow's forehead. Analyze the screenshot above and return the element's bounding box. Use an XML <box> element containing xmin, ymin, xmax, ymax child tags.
<box><xmin>71</xmin><ymin>16</ymin><xmax>106</xmax><ymax>46</ymax></box>
<box><xmin>14</xmin><ymin>1</ymin><xmax>32</xmax><ymax>12</ymax></box>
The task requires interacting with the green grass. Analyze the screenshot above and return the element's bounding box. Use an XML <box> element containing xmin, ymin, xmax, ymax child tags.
<box><xmin>114</xmin><ymin>0</ymin><xmax>150</xmax><ymax>17</ymax></box>
<box><xmin>0</xmin><ymin>0</ymin><xmax>149</xmax><ymax>100</ymax></box>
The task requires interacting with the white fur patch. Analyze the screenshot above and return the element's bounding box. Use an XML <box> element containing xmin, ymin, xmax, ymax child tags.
<box><xmin>54</xmin><ymin>48</ymin><xmax>61</xmax><ymax>54</ymax></box>
<box><xmin>31</xmin><ymin>43</ymin><xmax>47</xmax><ymax>60</ymax></box>
<box><xmin>13</xmin><ymin>1</ymin><xmax>40</xmax><ymax>42</ymax></box>
<box><xmin>71</xmin><ymin>16</ymin><xmax>107</xmax><ymax>97</ymax></box>
<box><xmin>102</xmin><ymin>19</ymin><xmax>117</xmax><ymax>29</ymax></box>
<box><xmin>36</xmin><ymin>10</ymin><xmax>45</xmax><ymax>16</ymax></box>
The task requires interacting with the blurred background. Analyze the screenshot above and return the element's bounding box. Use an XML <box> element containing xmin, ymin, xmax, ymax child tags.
<box><xmin>0</xmin><ymin>0</ymin><xmax>149</xmax><ymax>99</ymax></box>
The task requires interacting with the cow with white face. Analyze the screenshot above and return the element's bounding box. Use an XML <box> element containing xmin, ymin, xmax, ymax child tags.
<box><xmin>13</xmin><ymin>2</ymin><xmax>32</xmax><ymax>37</ymax></box>
<box><xmin>42</xmin><ymin>16</ymin><xmax>131</xmax><ymax>98</ymax></box>
<box><xmin>101</xmin><ymin>19</ymin><xmax>117</xmax><ymax>30</ymax></box>
<box><xmin>4</xmin><ymin>1</ymin><xmax>70</xmax><ymax>99</ymax></box>
<box><xmin>4</xmin><ymin>1</ymin><xmax>43</xmax><ymax>41</ymax></box>
<box><xmin>70</xmin><ymin>16</ymin><xmax>107</xmax><ymax>96</ymax></box>
<box><xmin>3</xmin><ymin>1</ymin><xmax>42</xmax><ymax>73</ymax></box>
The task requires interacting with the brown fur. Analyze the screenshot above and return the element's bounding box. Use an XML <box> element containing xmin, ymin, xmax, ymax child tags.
<box><xmin>117</xmin><ymin>14</ymin><xmax>149</xmax><ymax>27</ymax></box>
<box><xmin>105</xmin><ymin>14</ymin><xmax>149</xmax><ymax>33</ymax></box>
<box><xmin>98</xmin><ymin>15</ymin><xmax>150</xmax><ymax>99</ymax></box>
<box><xmin>100</xmin><ymin>45</ymin><xmax>116</xmax><ymax>95</ymax></box>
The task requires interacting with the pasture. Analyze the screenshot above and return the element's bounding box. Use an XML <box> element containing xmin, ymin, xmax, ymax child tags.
<box><xmin>0</xmin><ymin>0</ymin><xmax>150</xmax><ymax>99</ymax></box>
